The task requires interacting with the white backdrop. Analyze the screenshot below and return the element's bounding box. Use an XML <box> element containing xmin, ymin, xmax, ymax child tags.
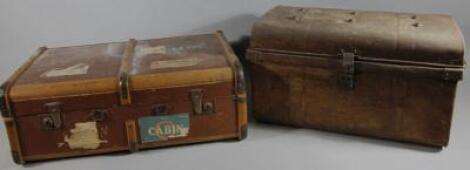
<box><xmin>0</xmin><ymin>0</ymin><xmax>469</xmax><ymax>170</ymax></box>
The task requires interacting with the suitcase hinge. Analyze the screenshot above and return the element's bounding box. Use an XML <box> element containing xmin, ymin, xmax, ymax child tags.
<box><xmin>339</xmin><ymin>51</ymin><xmax>356</xmax><ymax>89</ymax></box>
<box><xmin>40</xmin><ymin>102</ymin><xmax>63</xmax><ymax>130</ymax></box>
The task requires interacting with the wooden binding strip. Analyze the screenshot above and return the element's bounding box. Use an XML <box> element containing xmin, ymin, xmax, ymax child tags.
<box><xmin>214</xmin><ymin>31</ymin><xmax>248</xmax><ymax>140</ymax></box>
<box><xmin>125</xmin><ymin>120</ymin><xmax>139</xmax><ymax>152</ymax></box>
<box><xmin>119</xmin><ymin>39</ymin><xmax>136</xmax><ymax>105</ymax></box>
<box><xmin>1</xmin><ymin>47</ymin><xmax>47</xmax><ymax>164</ymax></box>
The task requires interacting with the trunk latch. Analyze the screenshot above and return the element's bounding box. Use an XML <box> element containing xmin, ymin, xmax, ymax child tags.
<box><xmin>40</xmin><ymin>102</ymin><xmax>63</xmax><ymax>130</ymax></box>
<box><xmin>339</xmin><ymin>51</ymin><xmax>356</xmax><ymax>89</ymax></box>
<box><xmin>190</xmin><ymin>89</ymin><xmax>216</xmax><ymax>115</ymax></box>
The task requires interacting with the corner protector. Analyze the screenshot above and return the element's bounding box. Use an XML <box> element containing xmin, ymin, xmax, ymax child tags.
<box><xmin>12</xmin><ymin>151</ymin><xmax>25</xmax><ymax>164</ymax></box>
<box><xmin>238</xmin><ymin>125</ymin><xmax>247</xmax><ymax>140</ymax></box>
<box><xmin>0</xmin><ymin>84</ymin><xmax>10</xmax><ymax>118</ymax></box>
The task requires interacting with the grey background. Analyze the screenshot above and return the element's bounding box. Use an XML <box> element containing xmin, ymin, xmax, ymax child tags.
<box><xmin>0</xmin><ymin>0</ymin><xmax>469</xmax><ymax>170</ymax></box>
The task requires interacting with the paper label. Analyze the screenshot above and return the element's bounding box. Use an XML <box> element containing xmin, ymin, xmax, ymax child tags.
<box><xmin>138</xmin><ymin>113</ymin><xmax>190</xmax><ymax>143</ymax></box>
<box><xmin>63</xmin><ymin>122</ymin><xmax>107</xmax><ymax>149</ymax></box>
<box><xmin>137</xmin><ymin>42</ymin><xmax>206</xmax><ymax>56</ymax></box>
<box><xmin>41</xmin><ymin>63</ymin><xmax>89</xmax><ymax>78</ymax></box>
<box><xmin>138</xmin><ymin>46</ymin><xmax>166</xmax><ymax>56</ymax></box>
<box><xmin>150</xmin><ymin>57</ymin><xmax>202</xmax><ymax>69</ymax></box>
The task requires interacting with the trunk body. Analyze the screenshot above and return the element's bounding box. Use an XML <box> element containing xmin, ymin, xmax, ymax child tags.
<box><xmin>247</xmin><ymin>6</ymin><xmax>465</xmax><ymax>147</ymax></box>
<box><xmin>1</xmin><ymin>32</ymin><xmax>247</xmax><ymax>163</ymax></box>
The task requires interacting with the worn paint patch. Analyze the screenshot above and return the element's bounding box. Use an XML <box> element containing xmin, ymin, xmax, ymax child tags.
<box><xmin>138</xmin><ymin>113</ymin><xmax>190</xmax><ymax>143</ymax></box>
<box><xmin>150</xmin><ymin>57</ymin><xmax>203</xmax><ymax>69</ymax></box>
<box><xmin>41</xmin><ymin>63</ymin><xmax>89</xmax><ymax>78</ymax></box>
<box><xmin>64</xmin><ymin>122</ymin><xmax>107</xmax><ymax>149</ymax></box>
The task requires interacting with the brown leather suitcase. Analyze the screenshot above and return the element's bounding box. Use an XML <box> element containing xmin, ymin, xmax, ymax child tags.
<box><xmin>1</xmin><ymin>32</ymin><xmax>247</xmax><ymax>163</ymax></box>
<box><xmin>247</xmin><ymin>6</ymin><xmax>465</xmax><ymax>147</ymax></box>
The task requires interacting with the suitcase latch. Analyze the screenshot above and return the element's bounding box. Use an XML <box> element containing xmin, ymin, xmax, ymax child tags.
<box><xmin>40</xmin><ymin>102</ymin><xmax>63</xmax><ymax>130</ymax></box>
<box><xmin>339</xmin><ymin>51</ymin><xmax>356</xmax><ymax>89</ymax></box>
<box><xmin>190</xmin><ymin>89</ymin><xmax>216</xmax><ymax>115</ymax></box>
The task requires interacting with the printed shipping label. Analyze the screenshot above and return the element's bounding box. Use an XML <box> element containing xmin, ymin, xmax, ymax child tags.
<box><xmin>138</xmin><ymin>113</ymin><xmax>190</xmax><ymax>143</ymax></box>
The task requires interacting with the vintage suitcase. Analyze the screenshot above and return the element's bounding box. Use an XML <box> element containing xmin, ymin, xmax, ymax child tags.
<box><xmin>247</xmin><ymin>6</ymin><xmax>465</xmax><ymax>147</ymax></box>
<box><xmin>1</xmin><ymin>32</ymin><xmax>247</xmax><ymax>163</ymax></box>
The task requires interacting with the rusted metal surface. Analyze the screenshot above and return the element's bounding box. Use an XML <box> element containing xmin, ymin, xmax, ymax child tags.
<box><xmin>248</xmin><ymin>6</ymin><xmax>465</xmax><ymax>147</ymax></box>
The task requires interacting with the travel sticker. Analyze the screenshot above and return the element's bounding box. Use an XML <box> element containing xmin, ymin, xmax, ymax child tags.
<box><xmin>138</xmin><ymin>113</ymin><xmax>190</xmax><ymax>143</ymax></box>
<box><xmin>41</xmin><ymin>63</ymin><xmax>89</xmax><ymax>78</ymax></box>
<box><xmin>61</xmin><ymin>121</ymin><xmax>107</xmax><ymax>150</ymax></box>
<box><xmin>137</xmin><ymin>42</ymin><xmax>206</xmax><ymax>56</ymax></box>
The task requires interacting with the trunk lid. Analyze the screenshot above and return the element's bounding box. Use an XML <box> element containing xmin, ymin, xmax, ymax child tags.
<box><xmin>250</xmin><ymin>6</ymin><xmax>465</xmax><ymax>67</ymax></box>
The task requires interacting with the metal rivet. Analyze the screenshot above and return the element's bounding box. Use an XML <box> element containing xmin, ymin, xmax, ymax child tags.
<box><xmin>444</xmin><ymin>72</ymin><xmax>450</xmax><ymax>80</ymax></box>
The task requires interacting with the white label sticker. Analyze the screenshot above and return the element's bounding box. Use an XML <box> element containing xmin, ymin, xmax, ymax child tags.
<box><xmin>138</xmin><ymin>46</ymin><xmax>166</xmax><ymax>56</ymax></box>
<box><xmin>41</xmin><ymin>63</ymin><xmax>89</xmax><ymax>78</ymax></box>
<box><xmin>137</xmin><ymin>42</ymin><xmax>207</xmax><ymax>56</ymax></box>
<box><xmin>150</xmin><ymin>57</ymin><xmax>203</xmax><ymax>69</ymax></box>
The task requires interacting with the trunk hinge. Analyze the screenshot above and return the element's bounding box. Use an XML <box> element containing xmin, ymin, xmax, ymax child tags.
<box><xmin>339</xmin><ymin>51</ymin><xmax>356</xmax><ymax>89</ymax></box>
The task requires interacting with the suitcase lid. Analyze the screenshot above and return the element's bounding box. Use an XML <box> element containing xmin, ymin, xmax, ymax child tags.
<box><xmin>9</xmin><ymin>42</ymin><xmax>125</xmax><ymax>102</ymax></box>
<box><xmin>129</xmin><ymin>33</ymin><xmax>233</xmax><ymax>91</ymax></box>
<box><xmin>5</xmin><ymin>33</ymin><xmax>234</xmax><ymax>116</ymax></box>
<box><xmin>250</xmin><ymin>6</ymin><xmax>465</xmax><ymax>67</ymax></box>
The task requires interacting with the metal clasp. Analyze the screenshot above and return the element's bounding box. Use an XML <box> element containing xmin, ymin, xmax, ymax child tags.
<box><xmin>40</xmin><ymin>102</ymin><xmax>63</xmax><ymax>130</ymax></box>
<box><xmin>190</xmin><ymin>89</ymin><xmax>215</xmax><ymax>115</ymax></box>
<box><xmin>339</xmin><ymin>51</ymin><xmax>356</xmax><ymax>89</ymax></box>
